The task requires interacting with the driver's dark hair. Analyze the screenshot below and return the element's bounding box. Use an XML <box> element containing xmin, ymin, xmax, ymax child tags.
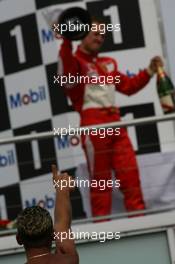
<box><xmin>17</xmin><ymin>206</ymin><xmax>53</xmax><ymax>248</ymax></box>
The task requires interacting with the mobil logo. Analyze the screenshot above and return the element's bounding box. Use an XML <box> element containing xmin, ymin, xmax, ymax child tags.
<box><xmin>25</xmin><ymin>195</ymin><xmax>55</xmax><ymax>210</ymax></box>
<box><xmin>41</xmin><ymin>28</ymin><xmax>54</xmax><ymax>43</ymax></box>
<box><xmin>56</xmin><ymin>135</ymin><xmax>80</xmax><ymax>150</ymax></box>
<box><xmin>9</xmin><ymin>86</ymin><xmax>46</xmax><ymax>109</ymax></box>
<box><xmin>0</xmin><ymin>150</ymin><xmax>15</xmax><ymax>167</ymax></box>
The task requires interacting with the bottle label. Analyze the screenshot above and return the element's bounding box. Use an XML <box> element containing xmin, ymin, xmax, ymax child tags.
<box><xmin>160</xmin><ymin>95</ymin><xmax>175</xmax><ymax>113</ymax></box>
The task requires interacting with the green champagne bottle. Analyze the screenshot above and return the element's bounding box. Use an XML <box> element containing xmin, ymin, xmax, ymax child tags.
<box><xmin>157</xmin><ymin>66</ymin><xmax>175</xmax><ymax>114</ymax></box>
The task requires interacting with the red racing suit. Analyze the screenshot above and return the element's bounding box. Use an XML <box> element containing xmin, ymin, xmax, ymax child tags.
<box><xmin>59</xmin><ymin>38</ymin><xmax>151</xmax><ymax>217</ymax></box>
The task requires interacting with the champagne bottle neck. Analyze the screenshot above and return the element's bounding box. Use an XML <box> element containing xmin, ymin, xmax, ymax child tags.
<box><xmin>157</xmin><ymin>66</ymin><xmax>166</xmax><ymax>79</ymax></box>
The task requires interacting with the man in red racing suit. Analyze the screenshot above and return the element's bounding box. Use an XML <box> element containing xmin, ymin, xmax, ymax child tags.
<box><xmin>57</xmin><ymin>19</ymin><xmax>163</xmax><ymax>218</ymax></box>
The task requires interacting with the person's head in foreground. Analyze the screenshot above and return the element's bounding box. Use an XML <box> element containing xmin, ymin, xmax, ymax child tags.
<box><xmin>16</xmin><ymin>206</ymin><xmax>55</xmax><ymax>263</ymax></box>
<box><xmin>16</xmin><ymin>206</ymin><xmax>53</xmax><ymax>250</ymax></box>
<box><xmin>16</xmin><ymin>165</ymin><xmax>79</xmax><ymax>264</ymax></box>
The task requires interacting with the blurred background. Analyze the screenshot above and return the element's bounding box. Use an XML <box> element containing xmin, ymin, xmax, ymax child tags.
<box><xmin>0</xmin><ymin>0</ymin><xmax>175</xmax><ymax>263</ymax></box>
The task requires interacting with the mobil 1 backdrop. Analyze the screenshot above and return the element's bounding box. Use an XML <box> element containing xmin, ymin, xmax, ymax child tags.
<box><xmin>0</xmin><ymin>0</ymin><xmax>174</xmax><ymax>220</ymax></box>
